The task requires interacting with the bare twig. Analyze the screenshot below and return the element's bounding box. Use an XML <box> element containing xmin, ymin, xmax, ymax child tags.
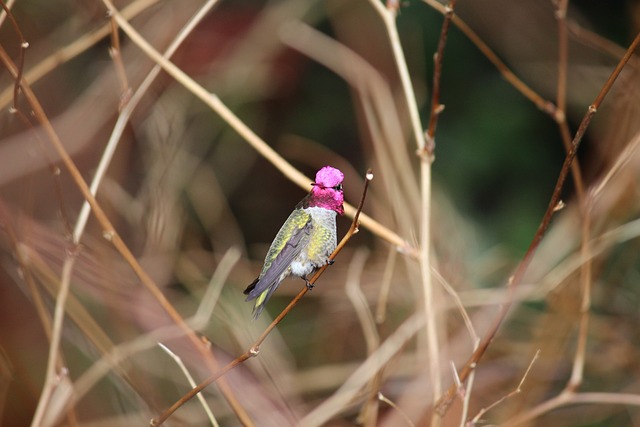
<box><xmin>378</xmin><ymin>392</ymin><xmax>416</xmax><ymax>427</ymax></box>
<box><xmin>0</xmin><ymin>0</ymin><xmax>16</xmax><ymax>28</ymax></box>
<box><xmin>345</xmin><ymin>248</ymin><xmax>382</xmax><ymax>427</ymax></box>
<box><xmin>425</xmin><ymin>0</ymin><xmax>456</xmax><ymax>142</ymax></box>
<box><xmin>375</xmin><ymin>247</ymin><xmax>397</xmax><ymax>323</ymax></box>
<box><xmin>0</xmin><ymin>0</ymin><xmax>27</xmax><ymax>109</ymax></box>
<box><xmin>158</xmin><ymin>343</ymin><xmax>219</xmax><ymax>427</ymax></box>
<box><xmin>502</xmin><ymin>391</ymin><xmax>640</xmax><ymax>427</ymax></box>
<box><xmin>30</xmin><ymin>245</ymin><xmax>79</xmax><ymax>427</ymax></box>
<box><xmin>0</xmin><ymin>0</ymin><xmax>162</xmax><ymax>109</ymax></box>
<box><xmin>346</xmin><ymin>249</ymin><xmax>378</xmax><ymax>355</ymax></box>
<box><xmin>552</xmin><ymin>1</ymin><xmax>593</xmax><ymax>394</ymax></box>
<box><xmin>468</xmin><ymin>349</ymin><xmax>540</xmax><ymax>425</ymax></box>
<box><xmin>0</xmin><ymin>18</ymin><xmax>234</xmax><ymax>427</ymax></box>
<box><xmin>435</xmin><ymin>28</ymin><xmax>640</xmax><ymax>416</ymax></box>
<box><xmin>108</xmin><ymin>15</ymin><xmax>132</xmax><ymax>108</ymax></box>
<box><xmin>48</xmin><ymin>248</ymin><xmax>240</xmax><ymax>425</ymax></box>
<box><xmin>300</xmin><ymin>312</ymin><xmax>426</xmax><ymax>427</ymax></box>
<box><xmin>99</xmin><ymin>0</ymin><xmax>413</xmax><ymax>256</ymax></box>
<box><xmin>278</xmin><ymin>20</ymin><xmax>420</xmax><ymax>256</ymax></box>
<box><xmin>421</xmin><ymin>0</ymin><xmax>556</xmax><ymax>115</ymax></box>
<box><xmin>74</xmin><ymin>0</ymin><xmax>221</xmax><ymax>254</ymax></box>
<box><xmin>367</xmin><ymin>2</ymin><xmax>440</xmax><ymax>421</ymax></box>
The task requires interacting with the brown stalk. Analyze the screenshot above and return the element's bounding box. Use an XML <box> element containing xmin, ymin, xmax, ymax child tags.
<box><xmin>1</xmin><ymin>2</ymin><xmax>75</xmax><ymax>237</ymax></box>
<box><xmin>553</xmin><ymin>0</ymin><xmax>593</xmax><ymax>395</ymax></box>
<box><xmin>435</xmin><ymin>29</ymin><xmax>640</xmax><ymax>416</ymax></box>
<box><xmin>151</xmin><ymin>169</ymin><xmax>373</xmax><ymax>426</ymax></box>
<box><xmin>108</xmin><ymin>15</ymin><xmax>132</xmax><ymax>108</ymax></box>
<box><xmin>0</xmin><ymin>31</ymin><xmax>248</xmax><ymax>427</ymax></box>
<box><xmin>0</xmin><ymin>0</ymin><xmax>26</xmax><ymax>109</ymax></box>
<box><xmin>421</xmin><ymin>2</ymin><xmax>457</xmax><ymax>425</ymax></box>
<box><xmin>0</xmin><ymin>0</ymin><xmax>162</xmax><ymax>109</ymax></box>
<box><xmin>468</xmin><ymin>350</ymin><xmax>540</xmax><ymax>425</ymax></box>
<box><xmin>425</xmin><ymin>0</ymin><xmax>456</xmax><ymax>143</ymax></box>
<box><xmin>422</xmin><ymin>0</ymin><xmax>556</xmax><ymax>116</ymax></box>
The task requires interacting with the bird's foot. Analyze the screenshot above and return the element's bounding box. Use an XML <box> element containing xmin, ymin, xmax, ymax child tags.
<box><xmin>327</xmin><ymin>259</ymin><xmax>335</xmax><ymax>265</ymax></box>
<box><xmin>305</xmin><ymin>278</ymin><xmax>315</xmax><ymax>291</ymax></box>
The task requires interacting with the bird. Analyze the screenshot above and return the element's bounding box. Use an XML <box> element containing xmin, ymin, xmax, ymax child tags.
<box><xmin>244</xmin><ymin>166</ymin><xmax>345</xmax><ymax>319</ymax></box>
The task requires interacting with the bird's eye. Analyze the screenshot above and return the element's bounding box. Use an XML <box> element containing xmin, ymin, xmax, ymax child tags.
<box><xmin>334</xmin><ymin>184</ymin><xmax>343</xmax><ymax>191</ymax></box>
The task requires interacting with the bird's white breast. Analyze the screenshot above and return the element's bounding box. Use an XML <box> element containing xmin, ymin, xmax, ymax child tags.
<box><xmin>289</xmin><ymin>206</ymin><xmax>337</xmax><ymax>277</ymax></box>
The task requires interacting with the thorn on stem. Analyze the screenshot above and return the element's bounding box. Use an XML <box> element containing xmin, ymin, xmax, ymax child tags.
<box><xmin>418</xmin><ymin>134</ymin><xmax>436</xmax><ymax>163</ymax></box>
<box><xmin>102</xmin><ymin>230</ymin><xmax>115</xmax><ymax>241</ymax></box>
<box><xmin>200</xmin><ymin>335</ymin><xmax>212</xmax><ymax>350</ymax></box>
<box><xmin>386</xmin><ymin>0</ymin><xmax>400</xmax><ymax>13</ymax></box>
<box><xmin>56</xmin><ymin>366</ymin><xmax>69</xmax><ymax>383</ymax></box>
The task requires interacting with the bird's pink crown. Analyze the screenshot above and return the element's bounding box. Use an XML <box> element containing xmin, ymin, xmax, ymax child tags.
<box><xmin>309</xmin><ymin>166</ymin><xmax>345</xmax><ymax>215</ymax></box>
<box><xmin>315</xmin><ymin>166</ymin><xmax>344</xmax><ymax>188</ymax></box>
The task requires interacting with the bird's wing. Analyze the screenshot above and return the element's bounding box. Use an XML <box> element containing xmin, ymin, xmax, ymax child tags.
<box><xmin>245</xmin><ymin>212</ymin><xmax>313</xmax><ymax>301</ymax></box>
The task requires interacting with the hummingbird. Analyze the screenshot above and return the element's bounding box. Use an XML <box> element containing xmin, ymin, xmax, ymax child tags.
<box><xmin>244</xmin><ymin>166</ymin><xmax>345</xmax><ymax>319</ymax></box>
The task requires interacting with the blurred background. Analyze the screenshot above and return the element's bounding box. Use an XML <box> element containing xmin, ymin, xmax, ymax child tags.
<box><xmin>1</xmin><ymin>0</ymin><xmax>640</xmax><ymax>426</ymax></box>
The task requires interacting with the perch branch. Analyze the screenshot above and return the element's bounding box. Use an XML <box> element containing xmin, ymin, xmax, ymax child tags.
<box><xmin>151</xmin><ymin>170</ymin><xmax>373</xmax><ymax>426</ymax></box>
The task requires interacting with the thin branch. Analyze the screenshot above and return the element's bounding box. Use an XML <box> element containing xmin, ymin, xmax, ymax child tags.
<box><xmin>74</xmin><ymin>0</ymin><xmax>220</xmax><ymax>253</ymax></box>
<box><xmin>0</xmin><ymin>0</ymin><xmax>162</xmax><ymax>109</ymax></box>
<box><xmin>459</xmin><ymin>349</ymin><xmax>477</xmax><ymax>427</ymax></box>
<box><xmin>425</xmin><ymin>0</ymin><xmax>456</xmax><ymax>142</ymax></box>
<box><xmin>99</xmin><ymin>0</ymin><xmax>413</xmax><ymax>256</ymax></box>
<box><xmin>435</xmin><ymin>28</ymin><xmax>640</xmax><ymax>416</ymax></box>
<box><xmin>502</xmin><ymin>391</ymin><xmax>640</xmax><ymax>427</ymax></box>
<box><xmin>30</xmin><ymin>247</ymin><xmax>79</xmax><ymax>427</ymax></box>
<box><xmin>375</xmin><ymin>246</ymin><xmax>397</xmax><ymax>323</ymax></box>
<box><xmin>346</xmin><ymin>249</ymin><xmax>379</xmax><ymax>355</ymax></box>
<box><xmin>107</xmin><ymin>14</ymin><xmax>132</xmax><ymax>108</ymax></box>
<box><xmin>158</xmin><ymin>343</ymin><xmax>219</xmax><ymax>427</ymax></box>
<box><xmin>378</xmin><ymin>392</ymin><xmax>416</xmax><ymax>427</ymax></box>
<box><xmin>367</xmin><ymin>2</ymin><xmax>440</xmax><ymax>421</ymax></box>
<box><xmin>432</xmin><ymin>267</ymin><xmax>477</xmax><ymax>343</ymax></box>
<box><xmin>345</xmin><ymin>248</ymin><xmax>381</xmax><ymax>427</ymax></box>
<box><xmin>553</xmin><ymin>0</ymin><xmax>592</xmax><ymax>394</ymax></box>
<box><xmin>278</xmin><ymin>20</ymin><xmax>420</xmax><ymax>256</ymax></box>
<box><xmin>151</xmin><ymin>170</ymin><xmax>374</xmax><ymax>426</ymax></box>
<box><xmin>48</xmin><ymin>248</ymin><xmax>240</xmax><ymax>425</ymax></box>
<box><xmin>0</xmin><ymin>0</ymin><xmax>27</xmax><ymax>109</ymax></box>
<box><xmin>421</xmin><ymin>0</ymin><xmax>556</xmax><ymax>116</ymax></box>
<box><xmin>0</xmin><ymin>20</ymin><xmax>234</xmax><ymax>427</ymax></box>
<box><xmin>0</xmin><ymin>0</ymin><xmax>16</xmax><ymax>28</ymax></box>
<box><xmin>299</xmin><ymin>312</ymin><xmax>426</xmax><ymax>427</ymax></box>
<box><xmin>468</xmin><ymin>349</ymin><xmax>540</xmax><ymax>425</ymax></box>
